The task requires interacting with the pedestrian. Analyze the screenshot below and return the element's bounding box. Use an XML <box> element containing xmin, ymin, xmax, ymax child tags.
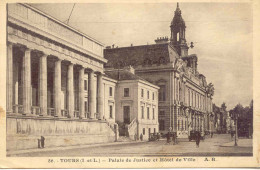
<box><xmin>157</xmin><ymin>133</ymin><xmax>160</xmax><ymax>141</ymax></box>
<box><xmin>172</xmin><ymin>133</ymin><xmax>175</xmax><ymax>145</ymax></box>
<box><xmin>231</xmin><ymin>131</ymin><xmax>234</xmax><ymax>140</ymax></box>
<box><xmin>196</xmin><ymin>132</ymin><xmax>201</xmax><ymax>148</ymax></box>
<box><xmin>173</xmin><ymin>133</ymin><xmax>178</xmax><ymax>145</ymax></box>
<box><xmin>41</xmin><ymin>136</ymin><xmax>45</xmax><ymax>148</ymax></box>
<box><xmin>140</xmin><ymin>133</ymin><xmax>143</xmax><ymax>141</ymax></box>
<box><xmin>166</xmin><ymin>132</ymin><xmax>171</xmax><ymax>144</ymax></box>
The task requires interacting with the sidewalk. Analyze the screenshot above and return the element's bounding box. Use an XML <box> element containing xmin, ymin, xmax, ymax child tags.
<box><xmin>220</xmin><ymin>138</ymin><xmax>252</xmax><ymax>147</ymax></box>
<box><xmin>7</xmin><ymin>140</ymin><xmax>147</xmax><ymax>156</ymax></box>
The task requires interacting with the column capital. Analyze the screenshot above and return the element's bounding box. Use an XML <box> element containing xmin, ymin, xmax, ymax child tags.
<box><xmin>7</xmin><ymin>41</ymin><xmax>13</xmax><ymax>47</ymax></box>
<box><xmin>96</xmin><ymin>71</ymin><xmax>105</xmax><ymax>77</ymax></box>
<box><xmin>33</xmin><ymin>50</ymin><xmax>49</xmax><ymax>58</ymax></box>
<box><xmin>55</xmin><ymin>54</ymin><xmax>65</xmax><ymax>61</ymax></box>
<box><xmin>86</xmin><ymin>68</ymin><xmax>94</xmax><ymax>73</ymax></box>
<box><xmin>69</xmin><ymin>61</ymin><xmax>76</xmax><ymax>65</ymax></box>
<box><xmin>17</xmin><ymin>45</ymin><xmax>31</xmax><ymax>53</ymax></box>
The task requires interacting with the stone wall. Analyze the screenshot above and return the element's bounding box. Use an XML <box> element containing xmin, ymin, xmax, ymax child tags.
<box><xmin>7</xmin><ymin>116</ymin><xmax>116</xmax><ymax>151</ymax></box>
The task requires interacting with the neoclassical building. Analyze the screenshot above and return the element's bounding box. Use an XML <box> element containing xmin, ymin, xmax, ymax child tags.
<box><xmin>6</xmin><ymin>3</ymin><xmax>117</xmax><ymax>151</ymax></box>
<box><xmin>105</xmin><ymin>66</ymin><xmax>159</xmax><ymax>141</ymax></box>
<box><xmin>104</xmin><ymin>3</ymin><xmax>214</xmax><ymax>138</ymax></box>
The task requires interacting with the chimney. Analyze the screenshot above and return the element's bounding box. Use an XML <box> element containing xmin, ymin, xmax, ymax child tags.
<box><xmin>125</xmin><ymin>65</ymin><xmax>135</xmax><ymax>74</ymax></box>
<box><xmin>155</xmin><ymin>36</ymin><xmax>169</xmax><ymax>44</ymax></box>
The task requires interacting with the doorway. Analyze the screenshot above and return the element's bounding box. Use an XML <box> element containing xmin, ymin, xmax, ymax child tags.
<box><xmin>123</xmin><ymin>106</ymin><xmax>130</xmax><ymax>124</ymax></box>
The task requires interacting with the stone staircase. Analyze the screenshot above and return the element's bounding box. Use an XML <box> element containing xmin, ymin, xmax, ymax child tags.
<box><xmin>117</xmin><ymin>136</ymin><xmax>134</xmax><ymax>142</ymax></box>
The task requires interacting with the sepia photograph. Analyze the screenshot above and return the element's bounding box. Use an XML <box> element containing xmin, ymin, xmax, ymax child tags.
<box><xmin>1</xmin><ymin>0</ymin><xmax>259</xmax><ymax>168</ymax></box>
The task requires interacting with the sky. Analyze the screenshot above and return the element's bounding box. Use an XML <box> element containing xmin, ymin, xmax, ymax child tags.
<box><xmin>30</xmin><ymin>2</ymin><xmax>253</xmax><ymax>110</ymax></box>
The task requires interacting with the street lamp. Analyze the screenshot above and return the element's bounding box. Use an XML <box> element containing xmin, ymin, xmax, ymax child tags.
<box><xmin>234</xmin><ymin>113</ymin><xmax>238</xmax><ymax>146</ymax></box>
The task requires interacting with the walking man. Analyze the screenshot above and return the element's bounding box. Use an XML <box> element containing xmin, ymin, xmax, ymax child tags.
<box><xmin>166</xmin><ymin>132</ymin><xmax>171</xmax><ymax>144</ymax></box>
<box><xmin>196</xmin><ymin>132</ymin><xmax>201</xmax><ymax>148</ymax></box>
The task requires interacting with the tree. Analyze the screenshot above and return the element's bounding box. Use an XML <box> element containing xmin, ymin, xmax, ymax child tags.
<box><xmin>221</xmin><ymin>102</ymin><xmax>227</xmax><ymax>112</ymax></box>
<box><xmin>233</xmin><ymin>104</ymin><xmax>244</xmax><ymax>118</ymax></box>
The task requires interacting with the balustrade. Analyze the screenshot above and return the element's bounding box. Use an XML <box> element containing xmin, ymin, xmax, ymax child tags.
<box><xmin>74</xmin><ymin>110</ymin><xmax>80</xmax><ymax>118</ymax></box>
<box><xmin>47</xmin><ymin>108</ymin><xmax>55</xmax><ymax>116</ymax></box>
<box><xmin>85</xmin><ymin>112</ymin><xmax>90</xmax><ymax>119</ymax></box>
<box><xmin>12</xmin><ymin>105</ymin><xmax>23</xmax><ymax>114</ymax></box>
<box><xmin>61</xmin><ymin>109</ymin><xmax>68</xmax><ymax>117</ymax></box>
<box><xmin>31</xmin><ymin>106</ymin><xmax>41</xmax><ymax>115</ymax></box>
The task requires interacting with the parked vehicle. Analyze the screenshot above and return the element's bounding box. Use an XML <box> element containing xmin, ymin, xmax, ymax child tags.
<box><xmin>149</xmin><ymin>133</ymin><xmax>161</xmax><ymax>141</ymax></box>
<box><xmin>188</xmin><ymin>130</ymin><xmax>205</xmax><ymax>141</ymax></box>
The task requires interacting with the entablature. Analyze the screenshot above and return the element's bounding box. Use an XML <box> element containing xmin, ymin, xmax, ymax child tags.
<box><xmin>8</xmin><ymin>3</ymin><xmax>106</xmax><ymax>63</ymax></box>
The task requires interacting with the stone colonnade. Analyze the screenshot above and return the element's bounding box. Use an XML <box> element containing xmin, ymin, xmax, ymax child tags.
<box><xmin>6</xmin><ymin>43</ymin><xmax>104</xmax><ymax>119</ymax></box>
<box><xmin>190</xmin><ymin>111</ymin><xmax>204</xmax><ymax>131</ymax></box>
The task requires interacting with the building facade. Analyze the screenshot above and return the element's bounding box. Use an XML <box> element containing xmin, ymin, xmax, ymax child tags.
<box><xmin>104</xmin><ymin>3</ymin><xmax>214</xmax><ymax>138</ymax></box>
<box><xmin>105</xmin><ymin>67</ymin><xmax>159</xmax><ymax>141</ymax></box>
<box><xmin>6</xmin><ymin>3</ymin><xmax>117</xmax><ymax>151</ymax></box>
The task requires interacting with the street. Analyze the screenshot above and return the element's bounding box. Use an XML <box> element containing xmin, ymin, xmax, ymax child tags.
<box><xmin>12</xmin><ymin>134</ymin><xmax>252</xmax><ymax>157</ymax></box>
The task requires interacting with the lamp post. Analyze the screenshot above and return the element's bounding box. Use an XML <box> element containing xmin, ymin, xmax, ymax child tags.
<box><xmin>234</xmin><ymin>113</ymin><xmax>238</xmax><ymax>146</ymax></box>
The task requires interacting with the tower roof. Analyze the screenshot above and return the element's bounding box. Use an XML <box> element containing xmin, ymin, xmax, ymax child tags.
<box><xmin>171</xmin><ymin>3</ymin><xmax>186</xmax><ymax>28</ymax></box>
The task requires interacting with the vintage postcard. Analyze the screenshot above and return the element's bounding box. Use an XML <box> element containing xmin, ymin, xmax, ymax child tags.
<box><xmin>0</xmin><ymin>0</ymin><xmax>259</xmax><ymax>168</ymax></box>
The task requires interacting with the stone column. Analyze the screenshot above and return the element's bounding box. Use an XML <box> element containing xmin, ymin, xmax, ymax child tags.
<box><xmin>67</xmin><ymin>63</ymin><xmax>74</xmax><ymax>118</ymax></box>
<box><xmin>54</xmin><ymin>58</ymin><xmax>61</xmax><ymax>117</ymax></box>
<box><xmin>6</xmin><ymin>43</ymin><xmax>13</xmax><ymax>114</ymax></box>
<box><xmin>23</xmin><ymin>48</ymin><xmax>31</xmax><ymax>115</ymax></box>
<box><xmin>79</xmin><ymin>67</ymin><xmax>85</xmax><ymax>119</ymax></box>
<box><xmin>88</xmin><ymin>70</ymin><xmax>96</xmax><ymax>119</ymax></box>
<box><xmin>39</xmin><ymin>54</ymin><xmax>48</xmax><ymax>116</ymax></box>
<box><xmin>97</xmin><ymin>73</ymin><xmax>104</xmax><ymax>119</ymax></box>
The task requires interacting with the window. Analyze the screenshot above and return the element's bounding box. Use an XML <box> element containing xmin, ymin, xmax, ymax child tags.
<box><xmin>159</xmin><ymin>119</ymin><xmax>165</xmax><ymax>130</ymax></box>
<box><xmin>183</xmin><ymin>85</ymin><xmax>185</xmax><ymax>102</ymax></box>
<box><xmin>176</xmin><ymin>81</ymin><xmax>179</xmax><ymax>100</ymax></box>
<box><xmin>154</xmin><ymin>128</ymin><xmax>156</xmax><ymax>133</ymax></box>
<box><xmin>109</xmin><ymin>105</ymin><xmax>113</xmax><ymax>118</ymax></box>
<box><xmin>191</xmin><ymin>92</ymin><xmax>193</xmax><ymax>107</ymax></box>
<box><xmin>179</xmin><ymin>81</ymin><xmax>181</xmax><ymax>100</ymax></box>
<box><xmin>178</xmin><ymin>120</ymin><xmax>180</xmax><ymax>130</ymax></box>
<box><xmin>195</xmin><ymin>93</ymin><xmax>197</xmax><ymax>107</ymax></box>
<box><xmin>124</xmin><ymin>88</ymin><xmax>129</xmax><ymax>97</ymax></box>
<box><xmin>185</xmin><ymin>120</ymin><xmax>187</xmax><ymax>130</ymax></box>
<box><xmin>147</xmin><ymin>91</ymin><xmax>149</xmax><ymax>99</ymax></box>
<box><xmin>188</xmin><ymin>90</ymin><xmax>190</xmax><ymax>106</ymax></box>
<box><xmin>141</xmin><ymin>106</ymin><xmax>144</xmax><ymax>119</ymax></box>
<box><xmin>152</xmin><ymin>108</ymin><xmax>155</xmax><ymax>119</ymax></box>
<box><xmin>143</xmin><ymin>128</ymin><xmax>145</xmax><ymax>135</ymax></box>
<box><xmin>147</xmin><ymin>107</ymin><xmax>150</xmax><ymax>119</ymax></box>
<box><xmin>85</xmin><ymin>101</ymin><xmax>88</xmax><ymax>113</ymax></box>
<box><xmin>159</xmin><ymin>110</ymin><xmax>165</xmax><ymax>116</ymax></box>
<box><xmin>109</xmin><ymin>87</ymin><xmax>113</xmax><ymax>96</ymax></box>
<box><xmin>159</xmin><ymin>85</ymin><xmax>166</xmax><ymax>101</ymax></box>
<box><xmin>141</xmin><ymin>89</ymin><xmax>144</xmax><ymax>97</ymax></box>
<box><xmin>152</xmin><ymin>92</ymin><xmax>154</xmax><ymax>100</ymax></box>
<box><xmin>84</xmin><ymin>80</ymin><xmax>88</xmax><ymax>91</ymax></box>
<box><xmin>182</xmin><ymin>120</ymin><xmax>183</xmax><ymax>130</ymax></box>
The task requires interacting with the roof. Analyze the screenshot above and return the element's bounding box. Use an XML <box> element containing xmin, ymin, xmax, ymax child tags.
<box><xmin>104</xmin><ymin>43</ymin><xmax>179</xmax><ymax>68</ymax></box>
<box><xmin>104</xmin><ymin>68</ymin><xmax>159</xmax><ymax>89</ymax></box>
<box><xmin>105</xmin><ymin>69</ymin><xmax>148</xmax><ymax>81</ymax></box>
<box><xmin>24</xmin><ymin>3</ymin><xmax>104</xmax><ymax>46</ymax></box>
<box><xmin>182</xmin><ymin>54</ymin><xmax>198</xmax><ymax>60</ymax></box>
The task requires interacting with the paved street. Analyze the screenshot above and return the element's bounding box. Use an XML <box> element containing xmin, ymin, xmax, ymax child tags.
<box><xmin>12</xmin><ymin>134</ymin><xmax>252</xmax><ymax>157</ymax></box>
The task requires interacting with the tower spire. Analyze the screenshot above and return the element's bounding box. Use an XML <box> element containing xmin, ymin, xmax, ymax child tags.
<box><xmin>170</xmin><ymin>3</ymin><xmax>189</xmax><ymax>57</ymax></box>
